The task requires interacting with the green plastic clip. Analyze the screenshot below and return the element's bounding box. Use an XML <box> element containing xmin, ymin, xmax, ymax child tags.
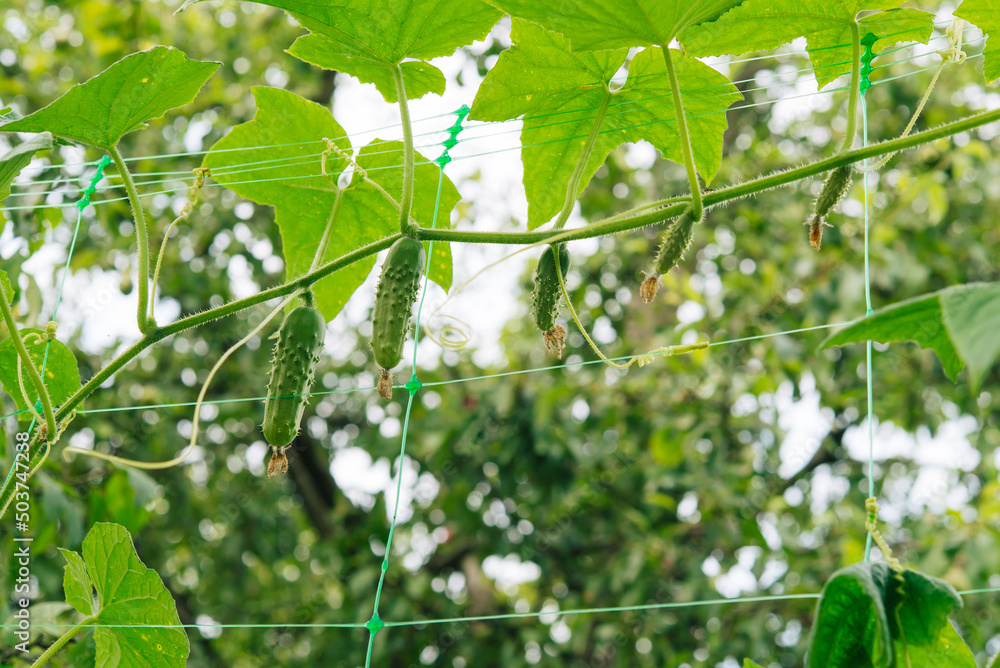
<box><xmin>859</xmin><ymin>33</ymin><xmax>879</xmax><ymax>97</ymax></box>
<box><xmin>434</xmin><ymin>104</ymin><xmax>470</xmax><ymax>169</ymax></box>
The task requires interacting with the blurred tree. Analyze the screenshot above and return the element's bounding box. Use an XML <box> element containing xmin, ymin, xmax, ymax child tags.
<box><xmin>1</xmin><ymin>1</ymin><xmax>999</xmax><ymax>667</ymax></box>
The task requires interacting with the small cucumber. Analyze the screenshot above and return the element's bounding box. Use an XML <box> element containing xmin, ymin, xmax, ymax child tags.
<box><xmin>806</xmin><ymin>165</ymin><xmax>852</xmax><ymax>250</ymax></box>
<box><xmin>262</xmin><ymin>306</ymin><xmax>325</xmax><ymax>458</ymax></box>
<box><xmin>531</xmin><ymin>243</ymin><xmax>570</xmax><ymax>357</ymax></box>
<box><xmin>371</xmin><ymin>237</ymin><xmax>425</xmax><ymax>400</ymax></box>
<box><xmin>641</xmin><ymin>213</ymin><xmax>696</xmax><ymax>303</ymax></box>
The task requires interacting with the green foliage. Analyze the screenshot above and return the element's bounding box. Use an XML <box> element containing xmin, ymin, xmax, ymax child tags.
<box><xmin>955</xmin><ymin>0</ymin><xmax>1000</xmax><ymax>83</ymax></box>
<box><xmin>807</xmin><ymin>562</ymin><xmax>971</xmax><ymax>668</ymax></box>
<box><xmin>58</xmin><ymin>523</ymin><xmax>188</xmax><ymax>667</ymax></box>
<box><xmin>0</xmin><ymin>47</ymin><xmax>218</xmax><ymax>150</ymax></box>
<box><xmin>487</xmin><ymin>0</ymin><xmax>747</xmax><ymax>50</ymax></box>
<box><xmin>681</xmin><ymin>3</ymin><xmax>934</xmax><ymax>90</ymax></box>
<box><xmin>185</xmin><ymin>0</ymin><xmax>501</xmax><ymax>102</ymax></box>
<box><xmin>824</xmin><ymin>282</ymin><xmax>1000</xmax><ymax>388</ymax></box>
<box><xmin>469</xmin><ymin>19</ymin><xmax>740</xmax><ymax>228</ymax></box>
<box><xmin>204</xmin><ymin>87</ymin><xmax>456</xmax><ymax>318</ymax></box>
<box><xmin>0</xmin><ymin>328</ymin><xmax>81</xmax><ymax>421</ymax></box>
<box><xmin>0</xmin><ymin>132</ymin><xmax>53</xmax><ymax>200</ymax></box>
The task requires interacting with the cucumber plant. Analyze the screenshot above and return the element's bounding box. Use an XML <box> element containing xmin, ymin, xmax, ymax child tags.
<box><xmin>2</xmin><ymin>0</ymin><xmax>1000</xmax><ymax>665</ymax></box>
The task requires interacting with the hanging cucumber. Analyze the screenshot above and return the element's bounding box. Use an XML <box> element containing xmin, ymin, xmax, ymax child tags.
<box><xmin>806</xmin><ymin>164</ymin><xmax>853</xmax><ymax>250</ymax></box>
<box><xmin>531</xmin><ymin>243</ymin><xmax>570</xmax><ymax>358</ymax></box>
<box><xmin>262</xmin><ymin>304</ymin><xmax>326</xmax><ymax>476</ymax></box>
<box><xmin>371</xmin><ymin>236</ymin><xmax>425</xmax><ymax>400</ymax></box>
<box><xmin>641</xmin><ymin>212</ymin><xmax>696</xmax><ymax>303</ymax></box>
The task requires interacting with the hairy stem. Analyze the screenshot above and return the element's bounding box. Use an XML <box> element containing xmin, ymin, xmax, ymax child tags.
<box><xmin>50</xmin><ymin>104</ymin><xmax>1000</xmax><ymax>426</ymax></box>
<box><xmin>0</xmin><ymin>291</ymin><xmax>56</xmax><ymax>440</ymax></box>
<box><xmin>663</xmin><ymin>47</ymin><xmax>702</xmax><ymax>221</ymax></box>
<box><xmin>53</xmin><ymin>233</ymin><xmax>402</xmax><ymax>423</ymax></box>
<box><xmin>310</xmin><ymin>190</ymin><xmax>343</xmax><ymax>272</ymax></box>
<box><xmin>30</xmin><ymin>618</ymin><xmax>93</xmax><ymax>668</ymax></box>
<box><xmin>553</xmin><ymin>95</ymin><xmax>611</xmax><ymax>229</ymax></box>
<box><xmin>392</xmin><ymin>65</ymin><xmax>416</xmax><ymax>237</ymax></box>
<box><xmin>110</xmin><ymin>146</ymin><xmax>152</xmax><ymax>333</ymax></box>
<box><xmin>840</xmin><ymin>22</ymin><xmax>862</xmax><ymax>153</ymax></box>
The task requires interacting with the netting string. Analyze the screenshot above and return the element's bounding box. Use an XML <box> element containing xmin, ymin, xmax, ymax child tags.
<box><xmin>1</xmin><ymin>30</ymin><xmax>981</xmax><ymax>211</ymax></box>
<box><xmin>3</xmin><ymin>586</ymin><xmax>999</xmax><ymax>631</ymax></box>
<box><xmin>859</xmin><ymin>34</ymin><xmax>878</xmax><ymax>562</ymax></box>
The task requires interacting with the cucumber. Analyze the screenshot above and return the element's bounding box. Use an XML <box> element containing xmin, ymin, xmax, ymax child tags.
<box><xmin>371</xmin><ymin>237</ymin><xmax>425</xmax><ymax>400</ymax></box>
<box><xmin>642</xmin><ymin>213</ymin><xmax>696</xmax><ymax>303</ymax></box>
<box><xmin>531</xmin><ymin>243</ymin><xmax>570</xmax><ymax>357</ymax></box>
<box><xmin>262</xmin><ymin>306</ymin><xmax>325</xmax><ymax>463</ymax></box>
<box><xmin>806</xmin><ymin>165</ymin><xmax>852</xmax><ymax>250</ymax></box>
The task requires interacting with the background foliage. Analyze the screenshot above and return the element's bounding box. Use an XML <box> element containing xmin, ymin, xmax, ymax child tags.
<box><xmin>1</xmin><ymin>0</ymin><xmax>999</xmax><ymax>666</ymax></box>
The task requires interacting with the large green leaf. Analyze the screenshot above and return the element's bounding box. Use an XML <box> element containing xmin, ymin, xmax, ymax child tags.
<box><xmin>940</xmin><ymin>282</ymin><xmax>1000</xmax><ymax>389</ymax></box>
<box><xmin>806</xmin><ymin>562</ymin><xmax>893</xmax><ymax>668</ymax></box>
<box><xmin>0</xmin><ymin>328</ymin><xmax>82</xmax><ymax>422</ymax></box>
<box><xmin>680</xmin><ymin>3</ymin><xmax>934</xmax><ymax>90</ymax></box>
<box><xmin>470</xmin><ymin>19</ymin><xmax>740</xmax><ymax>229</ymax></box>
<box><xmin>486</xmin><ymin>0</ymin><xmax>748</xmax><ymax>50</ymax></box>
<box><xmin>885</xmin><ymin>569</ymin><xmax>963</xmax><ymax>647</ymax></box>
<box><xmin>956</xmin><ymin>0</ymin><xmax>1000</xmax><ymax>84</ymax></box>
<box><xmin>899</xmin><ymin>622</ymin><xmax>977</xmax><ymax>668</ymax></box>
<box><xmin>0</xmin><ymin>47</ymin><xmax>218</xmax><ymax>150</ymax></box>
<box><xmin>204</xmin><ymin>87</ymin><xmax>457</xmax><ymax>319</ymax></box>
<box><xmin>59</xmin><ymin>523</ymin><xmax>188</xmax><ymax>667</ymax></box>
<box><xmin>0</xmin><ymin>133</ymin><xmax>53</xmax><ymax>200</ymax></box>
<box><xmin>182</xmin><ymin>0</ymin><xmax>500</xmax><ymax>102</ymax></box>
<box><xmin>823</xmin><ymin>282</ymin><xmax>1000</xmax><ymax>387</ymax></box>
<box><xmin>822</xmin><ymin>292</ymin><xmax>963</xmax><ymax>380</ymax></box>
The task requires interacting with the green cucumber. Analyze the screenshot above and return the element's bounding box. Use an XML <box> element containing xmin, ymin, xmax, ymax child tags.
<box><xmin>806</xmin><ymin>165</ymin><xmax>852</xmax><ymax>250</ymax></box>
<box><xmin>262</xmin><ymin>305</ymin><xmax>325</xmax><ymax>456</ymax></box>
<box><xmin>531</xmin><ymin>243</ymin><xmax>570</xmax><ymax>357</ymax></box>
<box><xmin>371</xmin><ymin>236</ymin><xmax>425</xmax><ymax>400</ymax></box>
<box><xmin>642</xmin><ymin>213</ymin><xmax>696</xmax><ymax>303</ymax></box>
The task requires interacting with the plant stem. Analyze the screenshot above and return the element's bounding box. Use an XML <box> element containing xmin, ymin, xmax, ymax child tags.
<box><xmin>30</xmin><ymin>618</ymin><xmax>93</xmax><ymax>668</ymax></box>
<box><xmin>663</xmin><ymin>47</ymin><xmax>702</xmax><ymax>221</ymax></box>
<box><xmin>110</xmin><ymin>145</ymin><xmax>152</xmax><ymax>333</ymax></box>
<box><xmin>839</xmin><ymin>22</ymin><xmax>862</xmax><ymax>153</ymax></box>
<box><xmin>310</xmin><ymin>189</ymin><xmax>343</xmax><ymax>272</ymax></box>
<box><xmin>392</xmin><ymin>65</ymin><xmax>416</xmax><ymax>237</ymax></box>
<box><xmin>47</xmin><ymin>104</ymin><xmax>1000</xmax><ymax>425</ymax></box>
<box><xmin>0</xmin><ymin>290</ymin><xmax>56</xmax><ymax>440</ymax></box>
<box><xmin>553</xmin><ymin>95</ymin><xmax>611</xmax><ymax>229</ymax></box>
<box><xmin>53</xmin><ymin>233</ymin><xmax>402</xmax><ymax>423</ymax></box>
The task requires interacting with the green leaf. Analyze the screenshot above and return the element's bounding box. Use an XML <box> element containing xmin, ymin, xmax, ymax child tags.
<box><xmin>885</xmin><ymin>569</ymin><xmax>963</xmax><ymax>646</ymax></box>
<box><xmin>940</xmin><ymin>282</ymin><xmax>1000</xmax><ymax>390</ymax></box>
<box><xmin>204</xmin><ymin>87</ymin><xmax>457</xmax><ymax>319</ymax></box>
<box><xmin>0</xmin><ymin>328</ymin><xmax>82</xmax><ymax>421</ymax></box>
<box><xmin>822</xmin><ymin>292</ymin><xmax>963</xmax><ymax>381</ymax></box>
<box><xmin>1</xmin><ymin>133</ymin><xmax>53</xmax><ymax>200</ymax></box>
<box><xmin>59</xmin><ymin>523</ymin><xmax>188</xmax><ymax>667</ymax></box>
<box><xmin>58</xmin><ymin>548</ymin><xmax>95</xmax><ymax>617</ymax></box>
<box><xmin>0</xmin><ymin>47</ymin><xmax>219</xmax><ymax>150</ymax></box>
<box><xmin>486</xmin><ymin>0</ymin><xmax>749</xmax><ymax>50</ymax></box>
<box><xmin>680</xmin><ymin>3</ymin><xmax>934</xmax><ymax>90</ymax></box>
<box><xmin>288</xmin><ymin>37</ymin><xmax>447</xmax><ymax>102</ymax></box>
<box><xmin>470</xmin><ymin>20</ymin><xmax>740</xmax><ymax>229</ymax></box>
<box><xmin>744</xmin><ymin>660</ymin><xmax>767</xmax><ymax>668</ymax></box>
<box><xmin>955</xmin><ymin>0</ymin><xmax>1000</xmax><ymax>84</ymax></box>
<box><xmin>806</xmin><ymin>562</ymin><xmax>892</xmax><ymax>668</ymax></box>
<box><xmin>898</xmin><ymin>622</ymin><xmax>977</xmax><ymax>668</ymax></box>
<box><xmin>184</xmin><ymin>0</ymin><xmax>500</xmax><ymax>102</ymax></box>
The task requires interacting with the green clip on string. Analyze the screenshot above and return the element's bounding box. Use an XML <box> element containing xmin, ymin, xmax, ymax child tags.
<box><xmin>363</xmin><ymin>106</ymin><xmax>468</xmax><ymax>667</ymax></box>
<box><xmin>859</xmin><ymin>34</ymin><xmax>878</xmax><ymax>562</ymax></box>
<box><xmin>0</xmin><ymin>155</ymin><xmax>111</xmax><ymax>508</ymax></box>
